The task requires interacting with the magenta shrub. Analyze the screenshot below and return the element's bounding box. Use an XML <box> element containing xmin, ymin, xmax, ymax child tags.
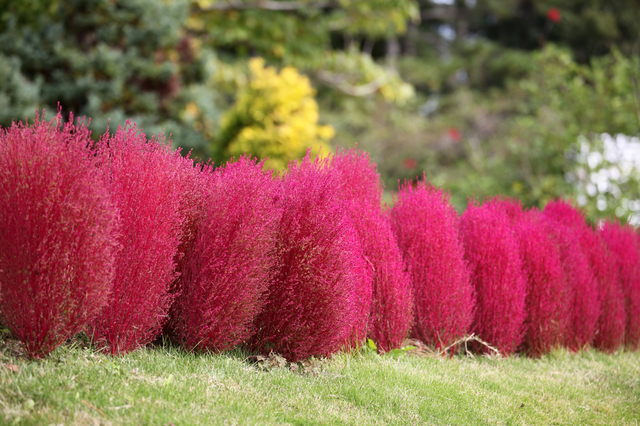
<box><xmin>329</xmin><ymin>147</ymin><xmax>384</xmax><ymax>208</ymax></box>
<box><xmin>89</xmin><ymin>121</ymin><xmax>184</xmax><ymax>355</ymax></box>
<box><xmin>391</xmin><ymin>178</ymin><xmax>473</xmax><ymax>352</ymax></box>
<box><xmin>542</xmin><ymin>200</ymin><xmax>600</xmax><ymax>350</ymax></box>
<box><xmin>488</xmin><ymin>198</ymin><xmax>566</xmax><ymax>356</ymax></box>
<box><xmin>544</xmin><ymin>200</ymin><xmax>623</xmax><ymax>352</ymax></box>
<box><xmin>0</xmin><ymin>112</ymin><xmax>117</xmax><ymax>358</ymax></box>
<box><xmin>173</xmin><ymin>156</ymin><xmax>213</xmax><ymax>274</ymax></box>
<box><xmin>167</xmin><ymin>156</ymin><xmax>281</xmax><ymax>352</ymax></box>
<box><xmin>600</xmin><ymin>220</ymin><xmax>640</xmax><ymax>350</ymax></box>
<box><xmin>516</xmin><ymin>211</ymin><xmax>567</xmax><ymax>356</ymax></box>
<box><xmin>164</xmin><ymin>154</ymin><xmax>213</xmax><ymax>324</ymax></box>
<box><xmin>459</xmin><ymin>198</ymin><xmax>527</xmax><ymax>355</ymax></box>
<box><xmin>591</xmin><ymin>234</ymin><xmax>626</xmax><ymax>353</ymax></box>
<box><xmin>360</xmin><ymin>212</ymin><xmax>413</xmax><ymax>352</ymax></box>
<box><xmin>2</xmin><ymin>113</ymin><xmax>634</xmax><ymax>361</ymax></box>
<box><xmin>329</xmin><ymin>148</ymin><xmax>412</xmax><ymax>353</ymax></box>
<box><xmin>250</xmin><ymin>153</ymin><xmax>372</xmax><ymax>361</ymax></box>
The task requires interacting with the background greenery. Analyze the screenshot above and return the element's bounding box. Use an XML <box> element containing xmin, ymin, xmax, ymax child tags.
<box><xmin>1</xmin><ymin>0</ymin><xmax>639</xmax><ymax>223</ymax></box>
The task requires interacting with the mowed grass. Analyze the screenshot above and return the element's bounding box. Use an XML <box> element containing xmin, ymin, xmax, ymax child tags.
<box><xmin>0</xmin><ymin>334</ymin><xmax>639</xmax><ymax>425</ymax></box>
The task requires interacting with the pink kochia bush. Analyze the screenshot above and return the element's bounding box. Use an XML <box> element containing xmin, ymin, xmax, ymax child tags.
<box><xmin>329</xmin><ymin>148</ymin><xmax>412</xmax><ymax>353</ymax></box>
<box><xmin>172</xmin><ymin>156</ymin><xmax>213</xmax><ymax>279</ymax></box>
<box><xmin>590</xmin><ymin>233</ymin><xmax>625</xmax><ymax>353</ymax></box>
<box><xmin>250</xmin><ymin>153</ymin><xmax>372</xmax><ymax>361</ymax></box>
<box><xmin>89</xmin><ymin>122</ymin><xmax>184</xmax><ymax>355</ymax></box>
<box><xmin>542</xmin><ymin>201</ymin><xmax>600</xmax><ymax>351</ymax></box>
<box><xmin>160</xmin><ymin>157</ymin><xmax>213</xmax><ymax>342</ymax></box>
<box><xmin>544</xmin><ymin>200</ymin><xmax>622</xmax><ymax>352</ymax></box>
<box><xmin>391</xmin><ymin>178</ymin><xmax>473</xmax><ymax>352</ymax></box>
<box><xmin>459</xmin><ymin>199</ymin><xmax>527</xmax><ymax>355</ymax></box>
<box><xmin>167</xmin><ymin>156</ymin><xmax>281</xmax><ymax>352</ymax></box>
<box><xmin>0</xmin><ymin>112</ymin><xmax>117</xmax><ymax>358</ymax></box>
<box><xmin>162</xmin><ymin>155</ymin><xmax>213</xmax><ymax>333</ymax></box>
<box><xmin>600</xmin><ymin>220</ymin><xmax>640</xmax><ymax>350</ymax></box>
<box><xmin>489</xmin><ymin>198</ymin><xmax>566</xmax><ymax>357</ymax></box>
<box><xmin>357</xmin><ymin>214</ymin><xmax>412</xmax><ymax>352</ymax></box>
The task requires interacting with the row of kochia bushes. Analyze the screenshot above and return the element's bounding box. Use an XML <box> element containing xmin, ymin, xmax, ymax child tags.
<box><xmin>0</xmin><ymin>111</ymin><xmax>639</xmax><ymax>361</ymax></box>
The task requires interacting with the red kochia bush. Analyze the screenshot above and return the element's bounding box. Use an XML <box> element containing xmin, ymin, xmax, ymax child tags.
<box><xmin>89</xmin><ymin>121</ymin><xmax>183</xmax><ymax>355</ymax></box>
<box><xmin>543</xmin><ymin>200</ymin><xmax>600</xmax><ymax>351</ymax></box>
<box><xmin>250</xmin><ymin>153</ymin><xmax>372</xmax><ymax>361</ymax></box>
<box><xmin>0</xmin><ymin>112</ymin><xmax>117</xmax><ymax>358</ymax></box>
<box><xmin>329</xmin><ymin>147</ymin><xmax>411</xmax><ymax>353</ymax></box>
<box><xmin>167</xmin><ymin>156</ymin><xmax>281</xmax><ymax>352</ymax></box>
<box><xmin>330</xmin><ymin>146</ymin><xmax>384</xmax><ymax>209</ymax></box>
<box><xmin>172</xmin><ymin>156</ymin><xmax>213</xmax><ymax>278</ymax></box>
<box><xmin>459</xmin><ymin>199</ymin><xmax>527</xmax><ymax>355</ymax></box>
<box><xmin>544</xmin><ymin>200</ymin><xmax>622</xmax><ymax>352</ymax></box>
<box><xmin>591</xmin><ymin>234</ymin><xmax>625</xmax><ymax>353</ymax></box>
<box><xmin>391</xmin><ymin>178</ymin><xmax>473</xmax><ymax>352</ymax></box>
<box><xmin>488</xmin><ymin>198</ymin><xmax>566</xmax><ymax>356</ymax></box>
<box><xmin>163</xmin><ymin>154</ymin><xmax>213</xmax><ymax>336</ymax></box>
<box><xmin>357</xmin><ymin>212</ymin><xmax>412</xmax><ymax>352</ymax></box>
<box><xmin>517</xmin><ymin>211</ymin><xmax>567</xmax><ymax>356</ymax></box>
<box><xmin>600</xmin><ymin>220</ymin><xmax>640</xmax><ymax>350</ymax></box>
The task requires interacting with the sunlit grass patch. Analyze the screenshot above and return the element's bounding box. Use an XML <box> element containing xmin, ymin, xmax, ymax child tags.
<box><xmin>0</xmin><ymin>334</ymin><xmax>638</xmax><ymax>425</ymax></box>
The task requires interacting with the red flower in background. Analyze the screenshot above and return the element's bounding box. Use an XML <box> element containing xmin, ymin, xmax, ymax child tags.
<box><xmin>546</xmin><ymin>8</ymin><xmax>561</xmax><ymax>23</ymax></box>
<box><xmin>448</xmin><ymin>128</ymin><xmax>462</xmax><ymax>142</ymax></box>
<box><xmin>403</xmin><ymin>158</ymin><xmax>418</xmax><ymax>169</ymax></box>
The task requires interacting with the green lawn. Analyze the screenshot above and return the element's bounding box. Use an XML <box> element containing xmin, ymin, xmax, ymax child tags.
<box><xmin>0</xmin><ymin>334</ymin><xmax>638</xmax><ymax>425</ymax></box>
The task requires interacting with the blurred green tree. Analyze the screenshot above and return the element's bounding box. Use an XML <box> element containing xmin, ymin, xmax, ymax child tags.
<box><xmin>0</xmin><ymin>0</ymin><xmax>421</xmax><ymax>161</ymax></box>
<box><xmin>0</xmin><ymin>0</ymin><xmax>219</xmax><ymax>159</ymax></box>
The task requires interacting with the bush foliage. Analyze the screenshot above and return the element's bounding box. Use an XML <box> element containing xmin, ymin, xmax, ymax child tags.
<box><xmin>329</xmin><ymin>147</ymin><xmax>413</xmax><ymax>353</ymax></box>
<box><xmin>0</xmin><ymin>111</ymin><xmax>118</xmax><ymax>358</ymax></box>
<box><xmin>89</xmin><ymin>122</ymin><xmax>184</xmax><ymax>355</ymax></box>
<box><xmin>600</xmin><ymin>221</ymin><xmax>640</xmax><ymax>350</ymax></box>
<box><xmin>167</xmin><ymin>156</ymin><xmax>281</xmax><ymax>352</ymax></box>
<box><xmin>487</xmin><ymin>198</ymin><xmax>566</xmax><ymax>356</ymax></box>
<box><xmin>460</xmin><ymin>199</ymin><xmax>528</xmax><ymax>356</ymax></box>
<box><xmin>1</xmin><ymin>111</ymin><xmax>638</xmax><ymax>360</ymax></box>
<box><xmin>542</xmin><ymin>201</ymin><xmax>600</xmax><ymax>351</ymax></box>
<box><xmin>391</xmin><ymin>179</ymin><xmax>473</xmax><ymax>352</ymax></box>
<box><xmin>250</xmin><ymin>153</ymin><xmax>372</xmax><ymax>361</ymax></box>
<box><xmin>543</xmin><ymin>200</ymin><xmax>624</xmax><ymax>352</ymax></box>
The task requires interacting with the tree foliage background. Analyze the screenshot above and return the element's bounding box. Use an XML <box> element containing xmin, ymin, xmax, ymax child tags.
<box><xmin>1</xmin><ymin>0</ymin><xmax>639</xmax><ymax>224</ymax></box>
